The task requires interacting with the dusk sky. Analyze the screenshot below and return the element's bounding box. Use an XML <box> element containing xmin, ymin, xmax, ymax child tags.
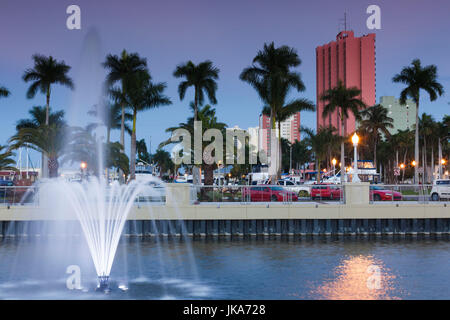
<box><xmin>1</xmin><ymin>0</ymin><xmax>449</xmax><ymax>167</ymax></box>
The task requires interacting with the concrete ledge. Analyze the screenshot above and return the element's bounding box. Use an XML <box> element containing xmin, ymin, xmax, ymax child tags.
<box><xmin>0</xmin><ymin>202</ymin><xmax>448</xmax><ymax>221</ymax></box>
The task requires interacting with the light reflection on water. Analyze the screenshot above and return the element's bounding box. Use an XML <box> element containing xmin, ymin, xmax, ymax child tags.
<box><xmin>310</xmin><ymin>255</ymin><xmax>400</xmax><ymax>300</ymax></box>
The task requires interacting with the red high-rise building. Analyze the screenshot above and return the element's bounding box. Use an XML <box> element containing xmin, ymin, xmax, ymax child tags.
<box><xmin>316</xmin><ymin>30</ymin><xmax>376</xmax><ymax>135</ymax></box>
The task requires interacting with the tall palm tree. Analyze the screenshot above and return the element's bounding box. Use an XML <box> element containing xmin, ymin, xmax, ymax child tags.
<box><xmin>173</xmin><ymin>60</ymin><xmax>219</xmax><ymax>185</ymax></box>
<box><xmin>88</xmin><ymin>101</ymin><xmax>132</xmax><ymax>144</ymax></box>
<box><xmin>393</xmin><ymin>59</ymin><xmax>444</xmax><ymax>183</ymax></box>
<box><xmin>9</xmin><ymin>124</ymin><xmax>68</xmax><ymax>178</ymax></box>
<box><xmin>261</xmin><ymin>80</ymin><xmax>315</xmax><ymax>176</ymax></box>
<box><xmin>22</xmin><ymin>54</ymin><xmax>73</xmax><ymax>178</ymax></box>
<box><xmin>173</xmin><ymin>60</ymin><xmax>220</xmax><ymax>121</ymax></box>
<box><xmin>0</xmin><ymin>86</ymin><xmax>10</xmax><ymax>98</ymax></box>
<box><xmin>0</xmin><ymin>146</ymin><xmax>17</xmax><ymax>172</ymax></box>
<box><xmin>22</xmin><ymin>54</ymin><xmax>74</xmax><ymax>126</ymax></box>
<box><xmin>320</xmin><ymin>80</ymin><xmax>366</xmax><ymax>183</ymax></box>
<box><xmin>240</xmin><ymin>42</ymin><xmax>306</xmax><ymax>181</ymax></box>
<box><xmin>358</xmin><ymin>104</ymin><xmax>394</xmax><ymax>169</ymax></box>
<box><xmin>300</xmin><ymin>126</ymin><xmax>339</xmax><ymax>183</ymax></box>
<box><xmin>418</xmin><ymin>113</ymin><xmax>436</xmax><ymax>183</ymax></box>
<box><xmin>103</xmin><ymin>50</ymin><xmax>148</xmax><ymax>150</ymax></box>
<box><xmin>111</xmin><ymin>70</ymin><xmax>171</xmax><ymax>180</ymax></box>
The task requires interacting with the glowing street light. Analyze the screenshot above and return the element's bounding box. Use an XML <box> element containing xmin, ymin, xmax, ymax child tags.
<box><xmin>332</xmin><ymin>158</ymin><xmax>337</xmax><ymax>177</ymax></box>
<box><xmin>80</xmin><ymin>161</ymin><xmax>87</xmax><ymax>169</ymax></box>
<box><xmin>441</xmin><ymin>159</ymin><xmax>447</xmax><ymax>165</ymax></box>
<box><xmin>411</xmin><ymin>160</ymin><xmax>417</xmax><ymax>167</ymax></box>
<box><xmin>351</xmin><ymin>133</ymin><xmax>361</xmax><ymax>183</ymax></box>
<box><xmin>400</xmin><ymin>163</ymin><xmax>405</xmax><ymax>169</ymax></box>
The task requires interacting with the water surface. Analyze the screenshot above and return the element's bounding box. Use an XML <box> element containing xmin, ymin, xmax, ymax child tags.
<box><xmin>0</xmin><ymin>236</ymin><xmax>448</xmax><ymax>299</ymax></box>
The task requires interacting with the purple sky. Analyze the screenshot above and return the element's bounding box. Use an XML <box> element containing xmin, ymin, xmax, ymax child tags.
<box><xmin>1</xmin><ymin>0</ymin><xmax>449</xmax><ymax>166</ymax></box>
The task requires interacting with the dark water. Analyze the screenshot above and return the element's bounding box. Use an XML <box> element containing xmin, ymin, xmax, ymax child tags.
<box><xmin>0</xmin><ymin>235</ymin><xmax>448</xmax><ymax>299</ymax></box>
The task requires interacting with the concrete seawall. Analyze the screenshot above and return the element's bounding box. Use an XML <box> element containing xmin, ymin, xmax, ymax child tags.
<box><xmin>0</xmin><ymin>218</ymin><xmax>449</xmax><ymax>237</ymax></box>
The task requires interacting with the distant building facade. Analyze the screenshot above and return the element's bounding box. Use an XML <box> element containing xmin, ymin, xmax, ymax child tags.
<box><xmin>379</xmin><ymin>96</ymin><xmax>417</xmax><ymax>134</ymax></box>
<box><xmin>316</xmin><ymin>30</ymin><xmax>376</xmax><ymax>134</ymax></box>
<box><xmin>259</xmin><ymin>112</ymin><xmax>301</xmax><ymax>155</ymax></box>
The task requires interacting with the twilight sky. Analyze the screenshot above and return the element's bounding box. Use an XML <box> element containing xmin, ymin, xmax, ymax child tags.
<box><xmin>1</xmin><ymin>0</ymin><xmax>449</xmax><ymax>167</ymax></box>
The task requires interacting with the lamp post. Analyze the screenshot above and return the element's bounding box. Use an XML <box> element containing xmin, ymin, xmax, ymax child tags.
<box><xmin>440</xmin><ymin>159</ymin><xmax>447</xmax><ymax>179</ymax></box>
<box><xmin>351</xmin><ymin>133</ymin><xmax>361</xmax><ymax>183</ymax></box>
<box><xmin>411</xmin><ymin>160</ymin><xmax>417</xmax><ymax>184</ymax></box>
<box><xmin>332</xmin><ymin>158</ymin><xmax>337</xmax><ymax>178</ymax></box>
<box><xmin>218</xmin><ymin>160</ymin><xmax>222</xmax><ymax>187</ymax></box>
<box><xmin>80</xmin><ymin>161</ymin><xmax>87</xmax><ymax>180</ymax></box>
<box><xmin>400</xmin><ymin>163</ymin><xmax>405</xmax><ymax>183</ymax></box>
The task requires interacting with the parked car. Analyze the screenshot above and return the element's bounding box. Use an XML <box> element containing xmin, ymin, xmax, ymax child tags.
<box><xmin>242</xmin><ymin>185</ymin><xmax>298</xmax><ymax>202</ymax></box>
<box><xmin>370</xmin><ymin>186</ymin><xmax>402</xmax><ymax>201</ymax></box>
<box><xmin>276</xmin><ymin>180</ymin><xmax>310</xmax><ymax>196</ymax></box>
<box><xmin>310</xmin><ymin>184</ymin><xmax>342</xmax><ymax>200</ymax></box>
<box><xmin>430</xmin><ymin>179</ymin><xmax>450</xmax><ymax>201</ymax></box>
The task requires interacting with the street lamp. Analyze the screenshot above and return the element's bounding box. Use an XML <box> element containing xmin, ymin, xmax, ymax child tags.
<box><xmin>351</xmin><ymin>133</ymin><xmax>361</xmax><ymax>183</ymax></box>
<box><xmin>332</xmin><ymin>158</ymin><xmax>337</xmax><ymax>177</ymax></box>
<box><xmin>80</xmin><ymin>161</ymin><xmax>87</xmax><ymax>180</ymax></box>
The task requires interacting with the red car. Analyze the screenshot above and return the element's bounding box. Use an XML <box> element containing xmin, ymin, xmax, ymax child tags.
<box><xmin>310</xmin><ymin>184</ymin><xmax>342</xmax><ymax>200</ymax></box>
<box><xmin>370</xmin><ymin>186</ymin><xmax>402</xmax><ymax>201</ymax></box>
<box><xmin>243</xmin><ymin>186</ymin><xmax>298</xmax><ymax>202</ymax></box>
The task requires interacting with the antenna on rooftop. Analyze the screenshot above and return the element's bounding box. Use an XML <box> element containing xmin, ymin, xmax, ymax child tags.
<box><xmin>338</xmin><ymin>12</ymin><xmax>348</xmax><ymax>31</ymax></box>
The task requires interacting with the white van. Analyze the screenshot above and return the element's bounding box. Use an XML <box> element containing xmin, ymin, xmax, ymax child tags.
<box><xmin>430</xmin><ymin>179</ymin><xmax>450</xmax><ymax>201</ymax></box>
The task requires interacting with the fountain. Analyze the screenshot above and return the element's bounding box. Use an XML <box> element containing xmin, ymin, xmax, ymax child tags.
<box><xmin>39</xmin><ymin>177</ymin><xmax>154</xmax><ymax>292</ymax></box>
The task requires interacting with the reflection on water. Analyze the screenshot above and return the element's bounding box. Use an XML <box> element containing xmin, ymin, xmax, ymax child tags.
<box><xmin>311</xmin><ymin>255</ymin><xmax>400</xmax><ymax>300</ymax></box>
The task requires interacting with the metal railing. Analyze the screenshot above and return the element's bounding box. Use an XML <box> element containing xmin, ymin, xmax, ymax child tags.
<box><xmin>368</xmin><ymin>184</ymin><xmax>445</xmax><ymax>204</ymax></box>
<box><xmin>2</xmin><ymin>184</ymin><xmax>447</xmax><ymax>207</ymax></box>
<box><xmin>0</xmin><ymin>185</ymin><xmax>166</xmax><ymax>206</ymax></box>
<box><xmin>0</xmin><ymin>186</ymin><xmax>38</xmax><ymax>206</ymax></box>
<box><xmin>192</xmin><ymin>184</ymin><xmax>345</xmax><ymax>204</ymax></box>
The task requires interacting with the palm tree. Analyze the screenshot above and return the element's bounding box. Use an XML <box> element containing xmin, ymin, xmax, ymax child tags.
<box><xmin>301</xmin><ymin>126</ymin><xmax>339</xmax><ymax>183</ymax></box>
<box><xmin>0</xmin><ymin>86</ymin><xmax>10</xmax><ymax>98</ymax></box>
<box><xmin>261</xmin><ymin>79</ymin><xmax>315</xmax><ymax>176</ymax></box>
<box><xmin>291</xmin><ymin>140</ymin><xmax>311</xmax><ymax>176</ymax></box>
<box><xmin>0</xmin><ymin>146</ymin><xmax>17</xmax><ymax>172</ymax></box>
<box><xmin>22</xmin><ymin>54</ymin><xmax>74</xmax><ymax>126</ymax></box>
<box><xmin>136</xmin><ymin>139</ymin><xmax>151</xmax><ymax>164</ymax></box>
<box><xmin>16</xmin><ymin>106</ymin><xmax>65</xmax><ymax>131</ymax></box>
<box><xmin>152</xmin><ymin>149</ymin><xmax>172</xmax><ymax>177</ymax></box>
<box><xmin>359</xmin><ymin>104</ymin><xmax>394</xmax><ymax>169</ymax></box>
<box><xmin>63</xmin><ymin>126</ymin><xmax>129</xmax><ymax>178</ymax></box>
<box><xmin>161</xmin><ymin>104</ymin><xmax>227</xmax><ymax>185</ymax></box>
<box><xmin>22</xmin><ymin>54</ymin><xmax>73</xmax><ymax>178</ymax></box>
<box><xmin>320</xmin><ymin>80</ymin><xmax>366</xmax><ymax>183</ymax></box>
<box><xmin>111</xmin><ymin>70</ymin><xmax>171</xmax><ymax>180</ymax></box>
<box><xmin>418</xmin><ymin>113</ymin><xmax>436</xmax><ymax>183</ymax></box>
<box><xmin>173</xmin><ymin>60</ymin><xmax>220</xmax><ymax>121</ymax></box>
<box><xmin>240</xmin><ymin>42</ymin><xmax>307</xmax><ymax>181</ymax></box>
<box><xmin>173</xmin><ymin>60</ymin><xmax>219</xmax><ymax>185</ymax></box>
<box><xmin>9</xmin><ymin>124</ymin><xmax>68</xmax><ymax>178</ymax></box>
<box><xmin>103</xmin><ymin>50</ymin><xmax>148</xmax><ymax>150</ymax></box>
<box><xmin>88</xmin><ymin>101</ymin><xmax>132</xmax><ymax>145</ymax></box>
<box><xmin>392</xmin><ymin>59</ymin><xmax>444</xmax><ymax>183</ymax></box>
